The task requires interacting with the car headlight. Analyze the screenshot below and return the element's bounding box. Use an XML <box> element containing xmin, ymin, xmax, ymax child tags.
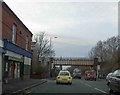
<box><xmin>57</xmin><ymin>76</ymin><xmax>60</xmax><ymax>79</ymax></box>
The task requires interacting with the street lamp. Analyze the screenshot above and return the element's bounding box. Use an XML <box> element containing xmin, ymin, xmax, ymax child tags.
<box><xmin>49</xmin><ymin>36</ymin><xmax>58</xmax><ymax>77</ymax></box>
<box><xmin>50</xmin><ymin>36</ymin><xmax>57</xmax><ymax>50</ymax></box>
<box><xmin>49</xmin><ymin>36</ymin><xmax>58</xmax><ymax>58</ymax></box>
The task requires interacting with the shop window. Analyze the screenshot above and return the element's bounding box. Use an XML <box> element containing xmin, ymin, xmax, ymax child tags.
<box><xmin>17</xmin><ymin>63</ymin><xmax>20</xmax><ymax>78</ymax></box>
<box><xmin>16</xmin><ymin>63</ymin><xmax>20</xmax><ymax>78</ymax></box>
<box><xmin>12</xmin><ymin>24</ymin><xmax>17</xmax><ymax>44</ymax></box>
<box><xmin>14</xmin><ymin>63</ymin><xmax>20</xmax><ymax>79</ymax></box>
<box><xmin>5</xmin><ymin>62</ymin><xmax>8</xmax><ymax>72</ymax></box>
<box><xmin>8</xmin><ymin>62</ymin><xmax>14</xmax><ymax>79</ymax></box>
<box><xmin>5</xmin><ymin>61</ymin><xmax>21</xmax><ymax>80</ymax></box>
<box><xmin>14</xmin><ymin>63</ymin><xmax>17</xmax><ymax>79</ymax></box>
<box><xmin>5</xmin><ymin>62</ymin><xmax>9</xmax><ymax>79</ymax></box>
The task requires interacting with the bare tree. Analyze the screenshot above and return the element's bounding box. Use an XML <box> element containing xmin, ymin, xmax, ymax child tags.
<box><xmin>34</xmin><ymin>32</ymin><xmax>55</xmax><ymax>65</ymax></box>
<box><xmin>89</xmin><ymin>36</ymin><xmax>118</xmax><ymax>61</ymax></box>
<box><xmin>89</xmin><ymin>36</ymin><xmax>119</xmax><ymax>72</ymax></box>
<box><xmin>89</xmin><ymin>40</ymin><xmax>104</xmax><ymax>62</ymax></box>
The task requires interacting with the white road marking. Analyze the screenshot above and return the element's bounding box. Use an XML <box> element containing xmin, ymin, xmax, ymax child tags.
<box><xmin>94</xmin><ymin>88</ymin><xmax>107</xmax><ymax>93</ymax></box>
<box><xmin>85</xmin><ymin>84</ymin><xmax>92</xmax><ymax>87</ymax></box>
<box><xmin>26</xmin><ymin>90</ymin><xmax>32</xmax><ymax>94</ymax></box>
<box><xmin>84</xmin><ymin>83</ymin><xmax>107</xmax><ymax>94</ymax></box>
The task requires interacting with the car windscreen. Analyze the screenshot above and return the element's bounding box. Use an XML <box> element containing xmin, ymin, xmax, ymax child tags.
<box><xmin>59</xmin><ymin>72</ymin><xmax>70</xmax><ymax>76</ymax></box>
<box><xmin>118</xmin><ymin>70</ymin><xmax>120</xmax><ymax>73</ymax></box>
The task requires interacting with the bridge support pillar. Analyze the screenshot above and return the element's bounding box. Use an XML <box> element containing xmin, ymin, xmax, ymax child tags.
<box><xmin>53</xmin><ymin>64</ymin><xmax>55</xmax><ymax>69</ymax></box>
<box><xmin>60</xmin><ymin>65</ymin><xmax>62</xmax><ymax>70</ymax></box>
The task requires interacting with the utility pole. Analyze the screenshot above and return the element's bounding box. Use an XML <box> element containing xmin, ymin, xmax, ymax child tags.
<box><xmin>49</xmin><ymin>36</ymin><xmax>57</xmax><ymax>77</ymax></box>
<box><xmin>49</xmin><ymin>37</ymin><xmax>52</xmax><ymax>71</ymax></box>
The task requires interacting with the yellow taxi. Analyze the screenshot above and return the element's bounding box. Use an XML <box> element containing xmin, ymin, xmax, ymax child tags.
<box><xmin>56</xmin><ymin>70</ymin><xmax>72</xmax><ymax>84</ymax></box>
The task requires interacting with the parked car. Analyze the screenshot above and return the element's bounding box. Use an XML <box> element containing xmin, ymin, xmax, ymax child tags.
<box><xmin>106</xmin><ymin>72</ymin><xmax>113</xmax><ymax>82</ymax></box>
<box><xmin>56</xmin><ymin>70</ymin><xmax>72</xmax><ymax>84</ymax></box>
<box><xmin>107</xmin><ymin>69</ymin><xmax>120</xmax><ymax>93</ymax></box>
<box><xmin>84</xmin><ymin>70</ymin><xmax>96</xmax><ymax>81</ymax></box>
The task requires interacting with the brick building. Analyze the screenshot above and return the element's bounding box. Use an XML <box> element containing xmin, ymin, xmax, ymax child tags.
<box><xmin>1</xmin><ymin>2</ymin><xmax>33</xmax><ymax>83</ymax></box>
<box><xmin>31</xmin><ymin>42</ymin><xmax>38</xmax><ymax>74</ymax></box>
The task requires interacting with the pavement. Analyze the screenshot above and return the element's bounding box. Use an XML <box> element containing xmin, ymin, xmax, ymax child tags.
<box><xmin>2</xmin><ymin>78</ymin><xmax>47</xmax><ymax>95</ymax></box>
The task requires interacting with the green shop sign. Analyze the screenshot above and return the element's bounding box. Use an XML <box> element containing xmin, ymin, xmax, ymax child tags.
<box><xmin>8</xmin><ymin>56</ymin><xmax>23</xmax><ymax>62</ymax></box>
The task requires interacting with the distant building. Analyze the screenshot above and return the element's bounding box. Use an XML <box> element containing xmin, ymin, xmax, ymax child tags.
<box><xmin>1</xmin><ymin>2</ymin><xmax>33</xmax><ymax>83</ymax></box>
<box><xmin>31</xmin><ymin>42</ymin><xmax>38</xmax><ymax>74</ymax></box>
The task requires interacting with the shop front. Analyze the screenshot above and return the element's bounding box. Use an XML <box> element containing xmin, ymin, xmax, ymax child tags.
<box><xmin>3</xmin><ymin>39</ymin><xmax>32</xmax><ymax>83</ymax></box>
<box><xmin>23</xmin><ymin>56</ymin><xmax>31</xmax><ymax>79</ymax></box>
<box><xmin>4</xmin><ymin>51</ymin><xmax>23</xmax><ymax>83</ymax></box>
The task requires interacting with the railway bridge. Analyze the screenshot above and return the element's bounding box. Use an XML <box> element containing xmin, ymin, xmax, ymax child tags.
<box><xmin>51</xmin><ymin>57</ymin><xmax>98</xmax><ymax>70</ymax></box>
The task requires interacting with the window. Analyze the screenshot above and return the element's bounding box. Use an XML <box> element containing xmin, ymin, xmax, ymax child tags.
<box><xmin>26</xmin><ymin>36</ymin><xmax>29</xmax><ymax>50</ymax></box>
<box><xmin>59</xmin><ymin>71</ymin><xmax>70</xmax><ymax>76</ymax></box>
<box><xmin>20</xmin><ymin>31</ymin><xmax>22</xmax><ymax>35</ymax></box>
<box><xmin>12</xmin><ymin>24</ymin><xmax>17</xmax><ymax>44</ymax></box>
<box><xmin>113</xmin><ymin>70</ymin><xmax>120</xmax><ymax>76</ymax></box>
<box><xmin>112</xmin><ymin>70</ymin><xmax>118</xmax><ymax>76</ymax></box>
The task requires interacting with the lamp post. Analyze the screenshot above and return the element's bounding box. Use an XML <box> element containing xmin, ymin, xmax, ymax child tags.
<box><xmin>49</xmin><ymin>36</ymin><xmax>58</xmax><ymax>57</ymax></box>
<box><xmin>49</xmin><ymin>37</ymin><xmax>57</xmax><ymax>54</ymax></box>
<box><xmin>49</xmin><ymin>36</ymin><xmax>57</xmax><ymax>78</ymax></box>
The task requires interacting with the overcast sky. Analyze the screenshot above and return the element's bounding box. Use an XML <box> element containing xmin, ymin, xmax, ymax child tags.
<box><xmin>4</xmin><ymin>0</ymin><xmax>118</xmax><ymax>58</ymax></box>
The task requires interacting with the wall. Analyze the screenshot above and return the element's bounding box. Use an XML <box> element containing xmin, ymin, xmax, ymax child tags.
<box><xmin>0</xmin><ymin>0</ymin><xmax>2</xmax><ymax>94</ymax></box>
<box><xmin>2</xmin><ymin>2</ymin><xmax>33</xmax><ymax>81</ymax></box>
<box><xmin>2</xmin><ymin>2</ymin><xmax>32</xmax><ymax>52</ymax></box>
<box><xmin>31</xmin><ymin>48</ymin><xmax>39</xmax><ymax>74</ymax></box>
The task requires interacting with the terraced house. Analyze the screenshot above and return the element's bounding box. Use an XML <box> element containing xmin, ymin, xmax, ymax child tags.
<box><xmin>1</xmin><ymin>2</ymin><xmax>33</xmax><ymax>83</ymax></box>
